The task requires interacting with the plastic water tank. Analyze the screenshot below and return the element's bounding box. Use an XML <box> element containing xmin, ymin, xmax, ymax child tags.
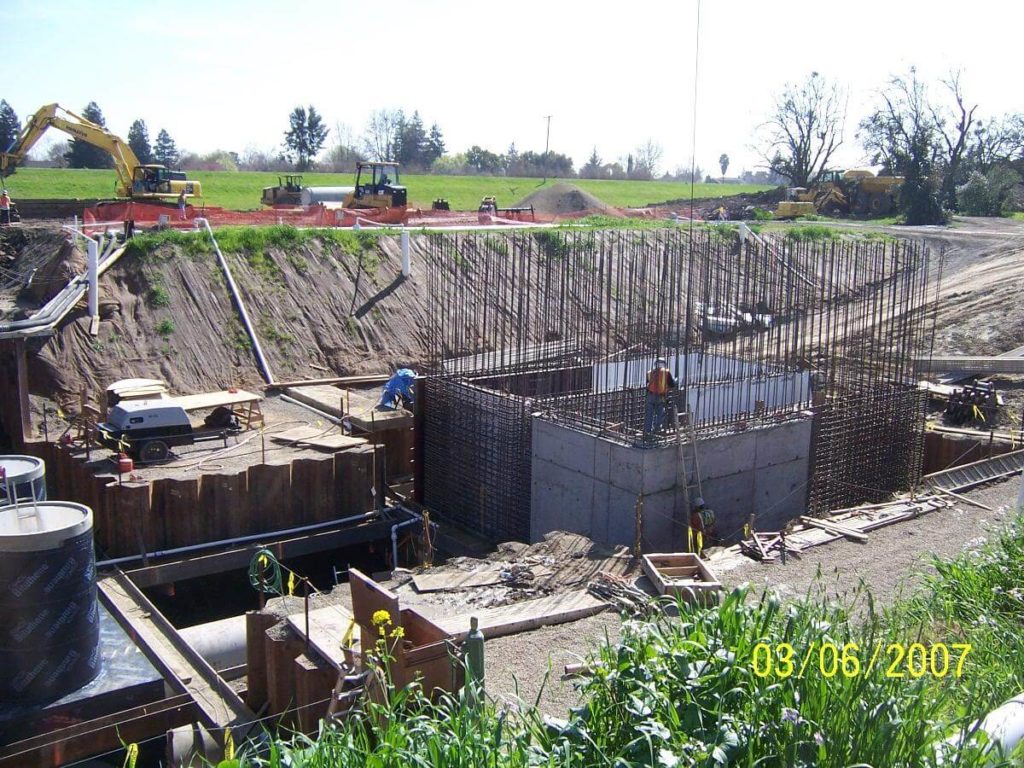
<box><xmin>0</xmin><ymin>501</ymin><xmax>101</xmax><ymax>702</ymax></box>
<box><xmin>0</xmin><ymin>455</ymin><xmax>47</xmax><ymax>505</ymax></box>
<box><xmin>300</xmin><ymin>186</ymin><xmax>355</xmax><ymax>206</ymax></box>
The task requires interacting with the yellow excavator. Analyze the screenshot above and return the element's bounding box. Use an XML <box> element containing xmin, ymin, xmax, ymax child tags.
<box><xmin>0</xmin><ymin>103</ymin><xmax>201</xmax><ymax>200</ymax></box>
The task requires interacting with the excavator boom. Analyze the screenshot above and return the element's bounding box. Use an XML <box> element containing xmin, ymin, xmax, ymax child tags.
<box><xmin>1</xmin><ymin>103</ymin><xmax>200</xmax><ymax>200</ymax></box>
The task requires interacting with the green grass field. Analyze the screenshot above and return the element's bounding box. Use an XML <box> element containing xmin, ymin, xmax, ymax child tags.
<box><xmin>2</xmin><ymin>167</ymin><xmax>771</xmax><ymax>211</ymax></box>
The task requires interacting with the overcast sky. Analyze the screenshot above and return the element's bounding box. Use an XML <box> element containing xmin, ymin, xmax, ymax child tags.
<box><xmin>6</xmin><ymin>0</ymin><xmax>1022</xmax><ymax>176</ymax></box>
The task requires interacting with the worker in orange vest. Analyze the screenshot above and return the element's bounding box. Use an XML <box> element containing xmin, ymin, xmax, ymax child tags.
<box><xmin>0</xmin><ymin>189</ymin><xmax>11</xmax><ymax>226</ymax></box>
<box><xmin>643</xmin><ymin>357</ymin><xmax>677</xmax><ymax>437</ymax></box>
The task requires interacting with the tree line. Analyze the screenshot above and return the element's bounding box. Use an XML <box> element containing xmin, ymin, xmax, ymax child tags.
<box><xmin>760</xmin><ymin>69</ymin><xmax>1024</xmax><ymax>223</ymax></box>
<box><xmin>0</xmin><ymin>100</ymin><xmax>182</xmax><ymax>171</ymax></box>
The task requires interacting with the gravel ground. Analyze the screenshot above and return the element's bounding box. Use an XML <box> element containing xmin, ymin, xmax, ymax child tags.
<box><xmin>484</xmin><ymin>611</ymin><xmax>622</xmax><ymax>716</ymax></box>
<box><xmin>718</xmin><ymin>478</ymin><xmax>1020</xmax><ymax>608</ymax></box>
<box><xmin>480</xmin><ymin>477</ymin><xmax>1022</xmax><ymax>717</ymax></box>
<box><xmin>66</xmin><ymin>393</ymin><xmax>373</xmax><ymax>481</ymax></box>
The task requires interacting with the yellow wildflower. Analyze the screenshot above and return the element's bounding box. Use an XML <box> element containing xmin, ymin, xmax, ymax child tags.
<box><xmin>389</xmin><ymin>626</ymin><xmax>405</xmax><ymax>640</ymax></box>
<box><xmin>372</xmin><ymin>610</ymin><xmax>392</xmax><ymax>627</ymax></box>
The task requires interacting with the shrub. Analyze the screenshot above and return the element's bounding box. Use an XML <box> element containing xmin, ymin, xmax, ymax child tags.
<box><xmin>155</xmin><ymin>319</ymin><xmax>174</xmax><ymax>336</ymax></box>
<box><xmin>957</xmin><ymin>167</ymin><xmax>1021</xmax><ymax>216</ymax></box>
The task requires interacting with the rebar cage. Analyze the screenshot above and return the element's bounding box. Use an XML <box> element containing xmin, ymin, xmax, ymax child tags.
<box><xmin>421</xmin><ymin>228</ymin><xmax>935</xmax><ymax>539</ymax></box>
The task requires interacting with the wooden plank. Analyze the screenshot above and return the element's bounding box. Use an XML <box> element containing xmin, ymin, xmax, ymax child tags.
<box><xmin>97</xmin><ymin>571</ymin><xmax>256</xmax><ymax>740</ymax></box>
<box><xmin>294</xmin><ymin>653</ymin><xmax>338</xmax><ymax>734</ymax></box>
<box><xmin>268</xmin><ymin>374</ymin><xmax>390</xmax><ymax>390</ymax></box>
<box><xmin>245</xmin><ymin>611</ymin><xmax>276</xmax><ymax>710</ymax></box>
<box><xmin>345</xmin><ymin>389</ymin><xmax>413</xmax><ymax>431</ymax></box>
<box><xmin>436</xmin><ymin>590</ymin><xmax>608</xmax><ymax>641</ymax></box>
<box><xmin>248</xmin><ymin>462</ymin><xmax>291</xmax><ymax>533</ymax></box>
<box><xmin>199</xmin><ymin>470</ymin><xmax>249</xmax><ymax>539</ymax></box>
<box><xmin>151</xmin><ymin>476</ymin><xmax>201</xmax><ymax>550</ymax></box>
<box><xmin>336</xmin><ymin>447</ymin><xmax>375</xmax><ymax>516</ymax></box>
<box><xmin>292</xmin><ymin>457</ymin><xmax>334</xmax><ymax>526</ymax></box>
<box><xmin>286</xmin><ymin>604</ymin><xmax>357</xmax><ymax>671</ymax></box>
<box><xmin>0</xmin><ymin>695</ymin><xmax>197</xmax><ymax>768</ymax></box>
<box><xmin>270</xmin><ymin>427</ymin><xmax>367</xmax><ymax>451</ymax></box>
<box><xmin>284</xmin><ymin>385</ymin><xmax>349</xmax><ymax>418</ymax></box>
<box><xmin>799</xmin><ymin>516</ymin><xmax>869</xmax><ymax>542</ymax></box>
<box><xmin>172</xmin><ymin>389</ymin><xmax>263</xmax><ymax>412</ymax></box>
<box><xmin>349</xmin><ymin>568</ymin><xmax>400</xmax><ymax>629</ymax></box>
<box><xmin>934</xmin><ymin>486</ymin><xmax>994</xmax><ymax>511</ymax></box>
<box><xmin>413</xmin><ymin>566</ymin><xmax>507</xmax><ymax>592</ymax></box>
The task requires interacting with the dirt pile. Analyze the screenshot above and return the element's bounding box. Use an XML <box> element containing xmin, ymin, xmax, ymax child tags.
<box><xmin>514</xmin><ymin>183</ymin><xmax>618</xmax><ymax>216</ymax></box>
<box><xmin>650</xmin><ymin>188</ymin><xmax>787</xmax><ymax>220</ymax></box>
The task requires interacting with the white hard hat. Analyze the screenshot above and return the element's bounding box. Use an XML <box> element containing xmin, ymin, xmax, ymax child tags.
<box><xmin>694</xmin><ymin>497</ymin><xmax>705</xmax><ymax>507</ymax></box>
<box><xmin>655</xmin><ymin>357</ymin><xmax>667</xmax><ymax>366</ymax></box>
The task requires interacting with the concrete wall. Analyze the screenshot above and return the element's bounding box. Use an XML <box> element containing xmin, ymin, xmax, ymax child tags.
<box><xmin>530</xmin><ymin>415</ymin><xmax>812</xmax><ymax>550</ymax></box>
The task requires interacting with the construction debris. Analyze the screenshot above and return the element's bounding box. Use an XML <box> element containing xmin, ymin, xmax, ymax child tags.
<box><xmin>732</xmin><ymin>496</ymin><xmax>953</xmax><ymax>564</ymax></box>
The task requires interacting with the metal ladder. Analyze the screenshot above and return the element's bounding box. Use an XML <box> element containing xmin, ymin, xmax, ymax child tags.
<box><xmin>673</xmin><ymin>407</ymin><xmax>704</xmax><ymax>515</ymax></box>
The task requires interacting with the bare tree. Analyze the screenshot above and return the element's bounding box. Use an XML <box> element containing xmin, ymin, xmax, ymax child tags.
<box><xmin>929</xmin><ymin>72</ymin><xmax>978</xmax><ymax>208</ymax></box>
<box><xmin>632</xmin><ymin>139</ymin><xmax>664</xmax><ymax>179</ymax></box>
<box><xmin>323</xmin><ymin>121</ymin><xmax>364</xmax><ymax>172</ymax></box>
<box><xmin>45</xmin><ymin>140</ymin><xmax>70</xmax><ymax>167</ymax></box>
<box><xmin>859</xmin><ymin>68</ymin><xmax>944</xmax><ymax>224</ymax></box>
<box><xmin>969</xmin><ymin>113</ymin><xmax>1024</xmax><ymax>169</ymax></box>
<box><xmin>760</xmin><ymin>72</ymin><xmax>846</xmax><ymax>187</ymax></box>
<box><xmin>361</xmin><ymin>109</ymin><xmax>403</xmax><ymax>161</ymax></box>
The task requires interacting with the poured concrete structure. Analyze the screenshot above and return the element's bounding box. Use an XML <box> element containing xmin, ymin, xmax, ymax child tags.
<box><xmin>530</xmin><ymin>415</ymin><xmax>813</xmax><ymax>549</ymax></box>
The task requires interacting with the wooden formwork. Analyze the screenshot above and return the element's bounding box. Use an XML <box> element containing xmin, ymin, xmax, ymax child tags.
<box><xmin>642</xmin><ymin>553</ymin><xmax>723</xmax><ymax>603</ymax></box>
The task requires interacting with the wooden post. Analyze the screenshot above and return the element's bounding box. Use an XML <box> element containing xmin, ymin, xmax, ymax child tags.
<box><xmin>245</xmin><ymin>611</ymin><xmax>276</xmax><ymax>710</ymax></box>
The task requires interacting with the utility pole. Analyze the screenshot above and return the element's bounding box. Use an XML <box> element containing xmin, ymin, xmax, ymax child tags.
<box><xmin>542</xmin><ymin>115</ymin><xmax>552</xmax><ymax>183</ymax></box>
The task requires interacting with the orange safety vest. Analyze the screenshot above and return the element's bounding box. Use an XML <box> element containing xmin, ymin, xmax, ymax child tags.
<box><xmin>647</xmin><ymin>368</ymin><xmax>671</xmax><ymax>395</ymax></box>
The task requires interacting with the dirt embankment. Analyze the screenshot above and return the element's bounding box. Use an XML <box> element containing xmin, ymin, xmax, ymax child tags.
<box><xmin>24</xmin><ymin>233</ymin><xmax>445</xmax><ymax>402</ymax></box>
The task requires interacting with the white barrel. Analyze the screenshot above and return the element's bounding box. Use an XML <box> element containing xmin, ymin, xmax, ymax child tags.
<box><xmin>0</xmin><ymin>501</ymin><xmax>100</xmax><ymax>702</ymax></box>
<box><xmin>0</xmin><ymin>455</ymin><xmax>47</xmax><ymax>505</ymax></box>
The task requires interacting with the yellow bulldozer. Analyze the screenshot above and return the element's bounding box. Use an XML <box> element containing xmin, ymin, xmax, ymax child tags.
<box><xmin>776</xmin><ymin>169</ymin><xmax>901</xmax><ymax>219</ymax></box>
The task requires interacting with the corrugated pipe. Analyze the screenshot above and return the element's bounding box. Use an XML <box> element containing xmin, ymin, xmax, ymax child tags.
<box><xmin>196</xmin><ymin>218</ymin><xmax>275</xmax><ymax>385</ymax></box>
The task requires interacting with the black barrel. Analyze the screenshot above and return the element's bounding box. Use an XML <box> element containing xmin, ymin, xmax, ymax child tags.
<box><xmin>0</xmin><ymin>501</ymin><xmax>101</xmax><ymax>702</ymax></box>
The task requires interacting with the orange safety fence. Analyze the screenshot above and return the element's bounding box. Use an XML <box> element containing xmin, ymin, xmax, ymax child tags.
<box><xmin>80</xmin><ymin>200</ymin><xmax>703</xmax><ymax>236</ymax></box>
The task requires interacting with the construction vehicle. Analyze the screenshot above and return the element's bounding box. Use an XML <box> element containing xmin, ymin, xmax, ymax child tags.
<box><xmin>1</xmin><ymin>103</ymin><xmax>201</xmax><ymax>201</ymax></box>
<box><xmin>260</xmin><ymin>174</ymin><xmax>303</xmax><ymax>207</ymax></box>
<box><xmin>344</xmin><ymin>161</ymin><xmax>407</xmax><ymax>211</ymax></box>
<box><xmin>477</xmin><ymin>195</ymin><xmax>535</xmax><ymax>223</ymax></box>
<box><xmin>775</xmin><ymin>169</ymin><xmax>901</xmax><ymax>218</ymax></box>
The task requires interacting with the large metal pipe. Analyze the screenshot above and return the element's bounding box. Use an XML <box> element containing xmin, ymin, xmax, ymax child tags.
<box><xmin>197</xmin><ymin>218</ymin><xmax>275</xmax><ymax>385</ymax></box>
<box><xmin>180</xmin><ymin>615</ymin><xmax>247</xmax><ymax>672</ymax></box>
